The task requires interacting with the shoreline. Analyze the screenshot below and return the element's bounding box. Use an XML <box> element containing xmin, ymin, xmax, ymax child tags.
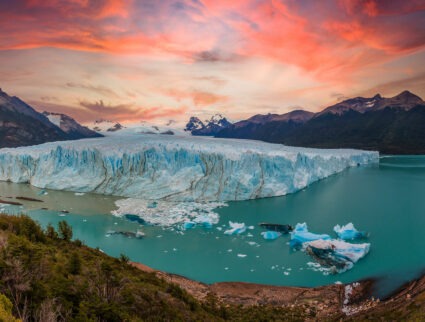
<box><xmin>131</xmin><ymin>261</ymin><xmax>425</xmax><ymax>319</ymax></box>
<box><xmin>131</xmin><ymin>261</ymin><xmax>368</xmax><ymax>318</ymax></box>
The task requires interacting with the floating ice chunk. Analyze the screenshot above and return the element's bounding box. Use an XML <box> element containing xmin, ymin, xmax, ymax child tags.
<box><xmin>237</xmin><ymin>254</ymin><xmax>247</xmax><ymax>258</ymax></box>
<box><xmin>182</xmin><ymin>221</ymin><xmax>196</xmax><ymax>230</ymax></box>
<box><xmin>261</xmin><ymin>231</ymin><xmax>282</xmax><ymax>240</ymax></box>
<box><xmin>193</xmin><ymin>214</ymin><xmax>214</xmax><ymax>228</ymax></box>
<box><xmin>112</xmin><ymin>199</ymin><xmax>225</xmax><ymax>227</ymax></box>
<box><xmin>224</xmin><ymin>221</ymin><xmax>246</xmax><ymax>235</ymax></box>
<box><xmin>334</xmin><ymin>223</ymin><xmax>367</xmax><ymax>240</ymax></box>
<box><xmin>305</xmin><ymin>239</ymin><xmax>370</xmax><ymax>273</ymax></box>
<box><xmin>290</xmin><ymin>223</ymin><xmax>331</xmax><ymax>247</ymax></box>
<box><xmin>38</xmin><ymin>189</ymin><xmax>48</xmax><ymax>195</ymax></box>
<box><xmin>74</xmin><ymin>192</ymin><xmax>85</xmax><ymax>196</ymax></box>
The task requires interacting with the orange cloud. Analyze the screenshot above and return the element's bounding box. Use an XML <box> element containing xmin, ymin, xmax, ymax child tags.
<box><xmin>32</xmin><ymin>99</ymin><xmax>188</xmax><ymax>123</ymax></box>
<box><xmin>1</xmin><ymin>0</ymin><xmax>423</xmax><ymax>76</ymax></box>
<box><xmin>163</xmin><ymin>89</ymin><xmax>228</xmax><ymax>107</ymax></box>
<box><xmin>1</xmin><ymin>0</ymin><xmax>424</xmax><ymax>122</ymax></box>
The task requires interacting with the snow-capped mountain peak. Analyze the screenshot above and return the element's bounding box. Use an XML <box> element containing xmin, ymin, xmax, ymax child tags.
<box><xmin>185</xmin><ymin>114</ymin><xmax>232</xmax><ymax>136</ymax></box>
<box><xmin>42</xmin><ymin>112</ymin><xmax>101</xmax><ymax>139</ymax></box>
<box><xmin>185</xmin><ymin>117</ymin><xmax>205</xmax><ymax>132</ymax></box>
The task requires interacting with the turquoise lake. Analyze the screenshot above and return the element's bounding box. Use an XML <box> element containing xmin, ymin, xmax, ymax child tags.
<box><xmin>0</xmin><ymin>155</ymin><xmax>424</xmax><ymax>298</ymax></box>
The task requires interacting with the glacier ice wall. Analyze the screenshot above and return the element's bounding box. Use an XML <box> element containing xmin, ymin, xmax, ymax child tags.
<box><xmin>0</xmin><ymin>135</ymin><xmax>379</xmax><ymax>201</ymax></box>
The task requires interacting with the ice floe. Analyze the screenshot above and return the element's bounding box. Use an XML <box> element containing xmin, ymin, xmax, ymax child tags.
<box><xmin>334</xmin><ymin>223</ymin><xmax>367</xmax><ymax>240</ymax></box>
<box><xmin>290</xmin><ymin>223</ymin><xmax>331</xmax><ymax>247</ymax></box>
<box><xmin>305</xmin><ymin>239</ymin><xmax>370</xmax><ymax>273</ymax></box>
<box><xmin>112</xmin><ymin>198</ymin><xmax>226</xmax><ymax>227</ymax></box>
<box><xmin>261</xmin><ymin>231</ymin><xmax>281</xmax><ymax>240</ymax></box>
<box><xmin>224</xmin><ymin>221</ymin><xmax>246</xmax><ymax>235</ymax></box>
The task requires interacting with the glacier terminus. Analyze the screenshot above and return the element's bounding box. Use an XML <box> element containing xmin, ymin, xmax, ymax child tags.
<box><xmin>0</xmin><ymin>134</ymin><xmax>379</xmax><ymax>202</ymax></box>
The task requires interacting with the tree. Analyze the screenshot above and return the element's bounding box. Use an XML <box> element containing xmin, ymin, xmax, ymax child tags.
<box><xmin>119</xmin><ymin>254</ymin><xmax>130</xmax><ymax>264</ymax></box>
<box><xmin>0</xmin><ymin>293</ymin><xmax>19</xmax><ymax>322</ymax></box>
<box><xmin>58</xmin><ymin>221</ymin><xmax>73</xmax><ymax>241</ymax></box>
<box><xmin>68</xmin><ymin>252</ymin><xmax>81</xmax><ymax>275</ymax></box>
<box><xmin>45</xmin><ymin>224</ymin><xmax>58</xmax><ymax>240</ymax></box>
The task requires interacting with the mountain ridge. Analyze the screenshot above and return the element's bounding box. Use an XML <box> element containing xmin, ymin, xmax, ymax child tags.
<box><xmin>0</xmin><ymin>88</ymin><xmax>102</xmax><ymax>148</ymax></box>
<box><xmin>215</xmin><ymin>91</ymin><xmax>425</xmax><ymax>154</ymax></box>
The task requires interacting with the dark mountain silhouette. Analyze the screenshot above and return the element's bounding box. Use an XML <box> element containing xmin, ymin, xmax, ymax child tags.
<box><xmin>216</xmin><ymin>91</ymin><xmax>425</xmax><ymax>154</ymax></box>
<box><xmin>0</xmin><ymin>89</ymin><xmax>102</xmax><ymax>148</ymax></box>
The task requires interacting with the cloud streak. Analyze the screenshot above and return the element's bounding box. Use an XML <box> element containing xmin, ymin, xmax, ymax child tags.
<box><xmin>0</xmin><ymin>0</ymin><xmax>424</xmax><ymax>122</ymax></box>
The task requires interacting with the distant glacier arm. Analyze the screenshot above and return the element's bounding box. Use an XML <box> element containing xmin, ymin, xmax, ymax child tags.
<box><xmin>0</xmin><ymin>135</ymin><xmax>379</xmax><ymax>201</ymax></box>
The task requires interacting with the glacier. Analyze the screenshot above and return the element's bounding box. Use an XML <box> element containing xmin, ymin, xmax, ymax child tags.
<box><xmin>0</xmin><ymin>134</ymin><xmax>378</xmax><ymax>201</ymax></box>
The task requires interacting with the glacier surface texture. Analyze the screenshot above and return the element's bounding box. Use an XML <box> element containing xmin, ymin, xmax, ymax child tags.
<box><xmin>0</xmin><ymin>135</ymin><xmax>379</xmax><ymax>201</ymax></box>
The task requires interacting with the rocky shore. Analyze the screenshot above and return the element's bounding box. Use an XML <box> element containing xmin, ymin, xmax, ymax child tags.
<box><xmin>132</xmin><ymin>262</ymin><xmax>425</xmax><ymax>320</ymax></box>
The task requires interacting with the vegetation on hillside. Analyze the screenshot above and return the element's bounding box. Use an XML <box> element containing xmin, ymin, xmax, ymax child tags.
<box><xmin>0</xmin><ymin>214</ymin><xmax>309</xmax><ymax>321</ymax></box>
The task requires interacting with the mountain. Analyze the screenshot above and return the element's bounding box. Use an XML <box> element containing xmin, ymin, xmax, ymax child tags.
<box><xmin>42</xmin><ymin>112</ymin><xmax>102</xmax><ymax>139</ymax></box>
<box><xmin>216</xmin><ymin>110</ymin><xmax>314</xmax><ymax>141</ymax></box>
<box><xmin>0</xmin><ymin>88</ymin><xmax>70</xmax><ymax>148</ymax></box>
<box><xmin>0</xmin><ymin>88</ymin><xmax>105</xmax><ymax>148</ymax></box>
<box><xmin>184</xmin><ymin>116</ymin><xmax>205</xmax><ymax>132</ymax></box>
<box><xmin>216</xmin><ymin>91</ymin><xmax>425</xmax><ymax>154</ymax></box>
<box><xmin>185</xmin><ymin>114</ymin><xmax>232</xmax><ymax>135</ymax></box>
<box><xmin>87</xmin><ymin>120</ymin><xmax>189</xmax><ymax>136</ymax></box>
<box><xmin>87</xmin><ymin>119</ymin><xmax>125</xmax><ymax>132</ymax></box>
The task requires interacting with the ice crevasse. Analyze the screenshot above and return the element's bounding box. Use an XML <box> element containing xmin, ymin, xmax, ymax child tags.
<box><xmin>0</xmin><ymin>135</ymin><xmax>379</xmax><ymax>202</ymax></box>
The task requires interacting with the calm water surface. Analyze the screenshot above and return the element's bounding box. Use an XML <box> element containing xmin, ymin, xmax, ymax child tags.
<box><xmin>0</xmin><ymin>155</ymin><xmax>424</xmax><ymax>298</ymax></box>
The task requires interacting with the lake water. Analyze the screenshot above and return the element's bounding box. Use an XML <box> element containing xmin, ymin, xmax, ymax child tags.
<box><xmin>0</xmin><ymin>155</ymin><xmax>424</xmax><ymax>298</ymax></box>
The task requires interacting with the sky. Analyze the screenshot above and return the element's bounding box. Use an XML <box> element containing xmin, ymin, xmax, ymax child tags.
<box><xmin>0</xmin><ymin>0</ymin><xmax>424</xmax><ymax>124</ymax></box>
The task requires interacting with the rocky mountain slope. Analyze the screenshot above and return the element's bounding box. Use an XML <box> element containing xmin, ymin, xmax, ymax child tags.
<box><xmin>0</xmin><ymin>89</ymin><xmax>69</xmax><ymax>147</ymax></box>
<box><xmin>0</xmin><ymin>89</ymin><xmax>103</xmax><ymax>148</ymax></box>
<box><xmin>216</xmin><ymin>91</ymin><xmax>425</xmax><ymax>154</ymax></box>
<box><xmin>217</xmin><ymin>110</ymin><xmax>314</xmax><ymax>142</ymax></box>
<box><xmin>42</xmin><ymin>111</ymin><xmax>102</xmax><ymax>139</ymax></box>
<box><xmin>185</xmin><ymin>114</ymin><xmax>232</xmax><ymax>135</ymax></box>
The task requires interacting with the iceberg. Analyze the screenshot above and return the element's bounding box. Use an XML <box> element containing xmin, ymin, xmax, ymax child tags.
<box><xmin>261</xmin><ymin>231</ymin><xmax>281</xmax><ymax>240</ymax></box>
<box><xmin>193</xmin><ymin>214</ymin><xmax>214</xmax><ymax>228</ymax></box>
<box><xmin>290</xmin><ymin>223</ymin><xmax>331</xmax><ymax>247</ymax></box>
<box><xmin>0</xmin><ymin>134</ymin><xmax>378</xmax><ymax>202</ymax></box>
<box><xmin>182</xmin><ymin>221</ymin><xmax>196</xmax><ymax>230</ymax></box>
<box><xmin>333</xmin><ymin>223</ymin><xmax>367</xmax><ymax>240</ymax></box>
<box><xmin>224</xmin><ymin>221</ymin><xmax>246</xmax><ymax>235</ymax></box>
<box><xmin>305</xmin><ymin>239</ymin><xmax>370</xmax><ymax>273</ymax></box>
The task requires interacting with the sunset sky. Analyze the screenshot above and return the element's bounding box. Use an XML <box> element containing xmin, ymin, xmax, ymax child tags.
<box><xmin>0</xmin><ymin>0</ymin><xmax>424</xmax><ymax>124</ymax></box>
